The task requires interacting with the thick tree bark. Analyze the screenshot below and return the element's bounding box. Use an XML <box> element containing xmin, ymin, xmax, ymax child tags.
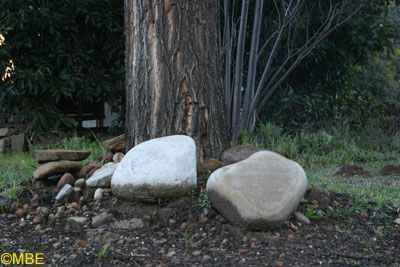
<box><xmin>125</xmin><ymin>0</ymin><xmax>228</xmax><ymax>159</ymax></box>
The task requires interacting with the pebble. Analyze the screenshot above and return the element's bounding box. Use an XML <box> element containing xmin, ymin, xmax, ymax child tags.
<box><xmin>294</xmin><ymin>211</ymin><xmax>311</xmax><ymax>225</ymax></box>
<box><xmin>111</xmin><ymin>218</ymin><xmax>144</xmax><ymax>230</ymax></box>
<box><xmin>48</xmin><ymin>214</ymin><xmax>56</xmax><ymax>224</ymax></box>
<box><xmin>67</xmin><ymin>202</ymin><xmax>80</xmax><ymax>211</ymax></box>
<box><xmin>55</xmin><ymin>184</ymin><xmax>74</xmax><ymax>202</ymax></box>
<box><xmin>166</xmin><ymin>250</ymin><xmax>176</xmax><ymax>258</ymax></box>
<box><xmin>394</xmin><ymin>218</ymin><xmax>400</xmax><ymax>225</ymax></box>
<box><xmin>37</xmin><ymin>206</ymin><xmax>50</xmax><ymax>217</ymax></box>
<box><xmin>15</xmin><ymin>208</ymin><xmax>27</xmax><ymax>218</ymax></box>
<box><xmin>113</xmin><ymin>153</ymin><xmax>125</xmax><ymax>163</ymax></box>
<box><xmin>55</xmin><ymin>206</ymin><xmax>65</xmax><ymax>218</ymax></box>
<box><xmin>92</xmin><ymin>212</ymin><xmax>113</xmax><ymax>227</ymax></box>
<box><xmin>67</xmin><ymin>216</ymin><xmax>88</xmax><ymax>225</ymax></box>
<box><xmin>94</xmin><ymin>188</ymin><xmax>104</xmax><ymax>201</ymax></box>
<box><xmin>56</xmin><ymin>173</ymin><xmax>75</xmax><ymax>192</ymax></box>
<box><xmin>202</xmin><ymin>255</ymin><xmax>212</xmax><ymax>262</ymax></box>
<box><xmin>32</xmin><ymin>216</ymin><xmax>42</xmax><ymax>224</ymax></box>
<box><xmin>192</xmin><ymin>250</ymin><xmax>202</xmax><ymax>256</ymax></box>
<box><xmin>75</xmin><ymin>178</ymin><xmax>86</xmax><ymax>188</ymax></box>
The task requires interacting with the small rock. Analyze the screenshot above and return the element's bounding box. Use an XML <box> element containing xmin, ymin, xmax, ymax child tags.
<box><xmin>166</xmin><ymin>250</ymin><xmax>176</xmax><ymax>258</ymax></box>
<box><xmin>33</xmin><ymin>161</ymin><xmax>82</xmax><ymax>180</ymax></box>
<box><xmin>202</xmin><ymin>255</ymin><xmax>212</xmax><ymax>262</ymax></box>
<box><xmin>221</xmin><ymin>144</ymin><xmax>262</xmax><ymax>165</ymax></box>
<box><xmin>113</xmin><ymin>152</ymin><xmax>125</xmax><ymax>163</ymax></box>
<box><xmin>56</xmin><ymin>173</ymin><xmax>75</xmax><ymax>192</ymax></box>
<box><xmin>55</xmin><ymin>184</ymin><xmax>74</xmax><ymax>202</ymax></box>
<box><xmin>74</xmin><ymin>187</ymin><xmax>82</xmax><ymax>193</ymax></box>
<box><xmin>103</xmin><ymin>134</ymin><xmax>126</xmax><ymax>153</ymax></box>
<box><xmin>67</xmin><ymin>216</ymin><xmax>88</xmax><ymax>230</ymax></box>
<box><xmin>15</xmin><ymin>208</ymin><xmax>27</xmax><ymax>218</ymax></box>
<box><xmin>294</xmin><ymin>211</ymin><xmax>311</xmax><ymax>224</ymax></box>
<box><xmin>86</xmin><ymin>163</ymin><xmax>117</xmax><ymax>188</ymax></box>
<box><xmin>32</xmin><ymin>216</ymin><xmax>42</xmax><ymax>224</ymax></box>
<box><xmin>92</xmin><ymin>212</ymin><xmax>113</xmax><ymax>227</ymax></box>
<box><xmin>67</xmin><ymin>202</ymin><xmax>80</xmax><ymax>211</ymax></box>
<box><xmin>36</xmin><ymin>207</ymin><xmax>50</xmax><ymax>217</ymax></box>
<box><xmin>55</xmin><ymin>206</ymin><xmax>65</xmax><ymax>218</ymax></box>
<box><xmin>74</xmin><ymin>178</ymin><xmax>86</xmax><ymax>188</ymax></box>
<box><xmin>68</xmin><ymin>216</ymin><xmax>88</xmax><ymax>224</ymax></box>
<box><xmin>94</xmin><ymin>188</ymin><xmax>104</xmax><ymax>201</ymax></box>
<box><xmin>34</xmin><ymin>149</ymin><xmax>91</xmax><ymax>163</ymax></box>
<box><xmin>192</xmin><ymin>250</ymin><xmax>202</xmax><ymax>256</ymax></box>
<box><xmin>48</xmin><ymin>214</ymin><xmax>56</xmax><ymax>224</ymax></box>
<box><xmin>77</xmin><ymin>162</ymin><xmax>101</xmax><ymax>178</ymax></box>
<box><xmin>111</xmin><ymin>218</ymin><xmax>144</xmax><ymax>230</ymax></box>
<box><xmin>29</xmin><ymin>193</ymin><xmax>40</xmax><ymax>209</ymax></box>
<box><xmin>394</xmin><ymin>218</ymin><xmax>400</xmax><ymax>225</ymax></box>
<box><xmin>102</xmin><ymin>152</ymin><xmax>114</xmax><ymax>164</ymax></box>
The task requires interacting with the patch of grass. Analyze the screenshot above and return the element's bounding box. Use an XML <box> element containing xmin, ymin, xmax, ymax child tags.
<box><xmin>0</xmin><ymin>135</ymin><xmax>104</xmax><ymax>197</ymax></box>
<box><xmin>39</xmin><ymin>135</ymin><xmax>104</xmax><ymax>163</ymax></box>
<box><xmin>308</xmin><ymin>169</ymin><xmax>400</xmax><ymax>207</ymax></box>
<box><xmin>0</xmin><ymin>153</ymin><xmax>36</xmax><ymax>198</ymax></box>
<box><xmin>243</xmin><ymin>122</ymin><xmax>400</xmax><ymax>207</ymax></box>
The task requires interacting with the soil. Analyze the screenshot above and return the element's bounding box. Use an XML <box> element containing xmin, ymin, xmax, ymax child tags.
<box><xmin>0</xmin><ymin>184</ymin><xmax>399</xmax><ymax>267</ymax></box>
<box><xmin>334</xmin><ymin>165</ymin><xmax>371</xmax><ymax>177</ymax></box>
<box><xmin>380</xmin><ymin>165</ymin><xmax>400</xmax><ymax>176</ymax></box>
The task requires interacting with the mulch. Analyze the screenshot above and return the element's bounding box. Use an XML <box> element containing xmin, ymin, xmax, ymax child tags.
<box><xmin>0</xmin><ymin>185</ymin><xmax>399</xmax><ymax>267</ymax></box>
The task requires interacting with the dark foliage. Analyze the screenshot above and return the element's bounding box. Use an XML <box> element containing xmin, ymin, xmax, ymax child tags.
<box><xmin>263</xmin><ymin>1</ymin><xmax>399</xmax><ymax>129</ymax></box>
<box><xmin>0</xmin><ymin>0</ymin><xmax>124</xmax><ymax>130</ymax></box>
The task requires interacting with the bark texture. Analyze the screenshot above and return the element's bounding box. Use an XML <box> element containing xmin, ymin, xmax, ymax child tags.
<box><xmin>125</xmin><ymin>0</ymin><xmax>227</xmax><ymax>159</ymax></box>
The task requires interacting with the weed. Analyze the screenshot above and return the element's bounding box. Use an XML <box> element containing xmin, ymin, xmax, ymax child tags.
<box><xmin>197</xmin><ymin>190</ymin><xmax>211</xmax><ymax>209</ymax></box>
<box><xmin>96</xmin><ymin>244</ymin><xmax>111</xmax><ymax>259</ymax></box>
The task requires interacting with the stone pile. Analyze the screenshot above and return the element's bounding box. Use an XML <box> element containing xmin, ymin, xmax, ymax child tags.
<box><xmin>27</xmin><ymin>134</ymin><xmax>309</xmax><ymax>230</ymax></box>
<box><xmin>0</xmin><ymin>127</ymin><xmax>25</xmax><ymax>153</ymax></box>
<box><xmin>31</xmin><ymin>135</ymin><xmax>127</xmax><ymax>205</ymax></box>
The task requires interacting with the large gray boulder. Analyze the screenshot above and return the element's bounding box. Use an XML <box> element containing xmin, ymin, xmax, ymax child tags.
<box><xmin>111</xmin><ymin>135</ymin><xmax>197</xmax><ymax>202</ymax></box>
<box><xmin>207</xmin><ymin>151</ymin><xmax>307</xmax><ymax>229</ymax></box>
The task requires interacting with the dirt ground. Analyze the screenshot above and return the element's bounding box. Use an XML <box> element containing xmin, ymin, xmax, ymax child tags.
<box><xmin>1</xmin><ymin>183</ymin><xmax>399</xmax><ymax>267</ymax></box>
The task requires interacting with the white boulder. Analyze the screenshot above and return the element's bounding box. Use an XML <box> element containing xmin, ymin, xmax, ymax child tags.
<box><xmin>111</xmin><ymin>135</ymin><xmax>197</xmax><ymax>202</ymax></box>
<box><xmin>207</xmin><ymin>151</ymin><xmax>307</xmax><ymax>228</ymax></box>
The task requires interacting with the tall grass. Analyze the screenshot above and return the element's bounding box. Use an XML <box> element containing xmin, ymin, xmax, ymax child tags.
<box><xmin>241</xmin><ymin>122</ymin><xmax>400</xmax><ymax>168</ymax></box>
<box><xmin>0</xmin><ymin>153</ymin><xmax>36</xmax><ymax>197</ymax></box>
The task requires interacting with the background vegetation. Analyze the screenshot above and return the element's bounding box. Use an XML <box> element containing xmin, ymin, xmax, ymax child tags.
<box><xmin>0</xmin><ymin>0</ymin><xmax>124</xmax><ymax>131</ymax></box>
<box><xmin>1</xmin><ymin>1</ymin><xmax>399</xmax><ymax>134</ymax></box>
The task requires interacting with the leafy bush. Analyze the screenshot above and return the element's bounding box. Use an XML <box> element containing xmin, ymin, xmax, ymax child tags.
<box><xmin>263</xmin><ymin>2</ymin><xmax>399</xmax><ymax>130</ymax></box>
<box><xmin>0</xmin><ymin>0</ymin><xmax>124</xmax><ymax>130</ymax></box>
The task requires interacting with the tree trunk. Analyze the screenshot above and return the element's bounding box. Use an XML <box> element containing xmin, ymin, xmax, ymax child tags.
<box><xmin>125</xmin><ymin>0</ymin><xmax>227</xmax><ymax>160</ymax></box>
